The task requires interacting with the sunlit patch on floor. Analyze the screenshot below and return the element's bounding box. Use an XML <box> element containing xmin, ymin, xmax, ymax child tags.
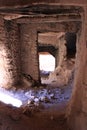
<box><xmin>0</xmin><ymin>88</ymin><xmax>22</xmax><ymax>107</ymax></box>
<box><xmin>0</xmin><ymin>83</ymin><xmax>72</xmax><ymax>109</ymax></box>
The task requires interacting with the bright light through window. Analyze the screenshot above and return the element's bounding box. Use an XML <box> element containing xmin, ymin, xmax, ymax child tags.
<box><xmin>39</xmin><ymin>53</ymin><xmax>55</xmax><ymax>72</ymax></box>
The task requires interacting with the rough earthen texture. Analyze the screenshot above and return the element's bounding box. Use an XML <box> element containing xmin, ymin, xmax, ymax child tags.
<box><xmin>0</xmin><ymin>1</ymin><xmax>87</xmax><ymax>130</ymax></box>
<box><xmin>0</xmin><ymin>0</ymin><xmax>86</xmax><ymax>7</ymax></box>
<box><xmin>5</xmin><ymin>20</ymin><xmax>21</xmax><ymax>86</ymax></box>
<box><xmin>67</xmin><ymin>8</ymin><xmax>87</xmax><ymax>130</ymax></box>
<box><xmin>20</xmin><ymin>24</ymin><xmax>39</xmax><ymax>81</ymax></box>
<box><xmin>19</xmin><ymin>21</ymin><xmax>79</xmax><ymax>81</ymax></box>
<box><xmin>0</xmin><ymin>16</ymin><xmax>20</xmax><ymax>88</ymax></box>
<box><xmin>38</xmin><ymin>32</ymin><xmax>65</xmax><ymax>66</ymax></box>
<box><xmin>18</xmin><ymin>5</ymin><xmax>87</xmax><ymax>130</ymax></box>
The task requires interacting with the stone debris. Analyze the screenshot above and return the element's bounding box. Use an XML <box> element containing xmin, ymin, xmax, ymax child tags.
<box><xmin>48</xmin><ymin>65</ymin><xmax>72</xmax><ymax>86</ymax></box>
<box><xmin>22</xmin><ymin>105</ymin><xmax>41</xmax><ymax>117</ymax></box>
<box><xmin>0</xmin><ymin>82</ymin><xmax>72</xmax><ymax>108</ymax></box>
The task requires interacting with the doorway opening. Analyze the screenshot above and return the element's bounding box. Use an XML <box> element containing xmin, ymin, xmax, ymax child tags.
<box><xmin>65</xmin><ymin>32</ymin><xmax>76</xmax><ymax>59</ymax></box>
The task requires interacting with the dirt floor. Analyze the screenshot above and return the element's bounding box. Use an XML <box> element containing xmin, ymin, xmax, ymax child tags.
<box><xmin>0</xmin><ymin>100</ymin><xmax>69</xmax><ymax>130</ymax></box>
<box><xmin>0</xmin><ymin>61</ymin><xmax>74</xmax><ymax>130</ymax></box>
<box><xmin>0</xmin><ymin>81</ymin><xmax>72</xmax><ymax>130</ymax></box>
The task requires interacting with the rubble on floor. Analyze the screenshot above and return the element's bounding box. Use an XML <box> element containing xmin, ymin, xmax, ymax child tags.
<box><xmin>42</xmin><ymin>59</ymin><xmax>75</xmax><ymax>87</ymax></box>
<box><xmin>0</xmin><ymin>82</ymin><xmax>73</xmax><ymax>109</ymax></box>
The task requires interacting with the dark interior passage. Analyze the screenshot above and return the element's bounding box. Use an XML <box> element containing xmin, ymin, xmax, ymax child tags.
<box><xmin>38</xmin><ymin>45</ymin><xmax>58</xmax><ymax>57</ymax></box>
<box><xmin>65</xmin><ymin>32</ymin><xmax>76</xmax><ymax>59</ymax></box>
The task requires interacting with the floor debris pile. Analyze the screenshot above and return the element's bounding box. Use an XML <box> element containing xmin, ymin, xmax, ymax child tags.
<box><xmin>0</xmin><ymin>83</ymin><xmax>72</xmax><ymax>109</ymax></box>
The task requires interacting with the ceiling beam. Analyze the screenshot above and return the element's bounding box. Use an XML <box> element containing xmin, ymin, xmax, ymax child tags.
<box><xmin>15</xmin><ymin>14</ymin><xmax>81</xmax><ymax>23</ymax></box>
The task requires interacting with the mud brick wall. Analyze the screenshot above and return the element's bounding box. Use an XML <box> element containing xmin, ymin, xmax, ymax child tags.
<box><xmin>20</xmin><ymin>24</ymin><xmax>39</xmax><ymax>81</ymax></box>
<box><xmin>5</xmin><ymin>20</ymin><xmax>21</xmax><ymax>86</ymax></box>
<box><xmin>19</xmin><ymin>20</ymin><xmax>80</xmax><ymax>81</ymax></box>
<box><xmin>19</xmin><ymin>8</ymin><xmax>87</xmax><ymax>130</ymax></box>
<box><xmin>67</xmin><ymin>8</ymin><xmax>87</xmax><ymax>130</ymax></box>
<box><xmin>0</xmin><ymin>16</ymin><xmax>20</xmax><ymax>88</ymax></box>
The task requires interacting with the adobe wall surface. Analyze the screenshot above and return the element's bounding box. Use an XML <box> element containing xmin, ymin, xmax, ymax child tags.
<box><xmin>0</xmin><ymin>2</ymin><xmax>87</xmax><ymax>130</ymax></box>
<box><xmin>67</xmin><ymin>7</ymin><xmax>87</xmax><ymax>130</ymax></box>
<box><xmin>5</xmin><ymin>20</ymin><xmax>21</xmax><ymax>86</ymax></box>
<box><xmin>20</xmin><ymin>20</ymin><xmax>79</xmax><ymax>81</ymax></box>
<box><xmin>0</xmin><ymin>16</ymin><xmax>20</xmax><ymax>88</ymax></box>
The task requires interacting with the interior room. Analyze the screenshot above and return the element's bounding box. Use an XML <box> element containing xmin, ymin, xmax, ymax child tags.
<box><xmin>0</xmin><ymin>1</ymin><xmax>87</xmax><ymax>130</ymax></box>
